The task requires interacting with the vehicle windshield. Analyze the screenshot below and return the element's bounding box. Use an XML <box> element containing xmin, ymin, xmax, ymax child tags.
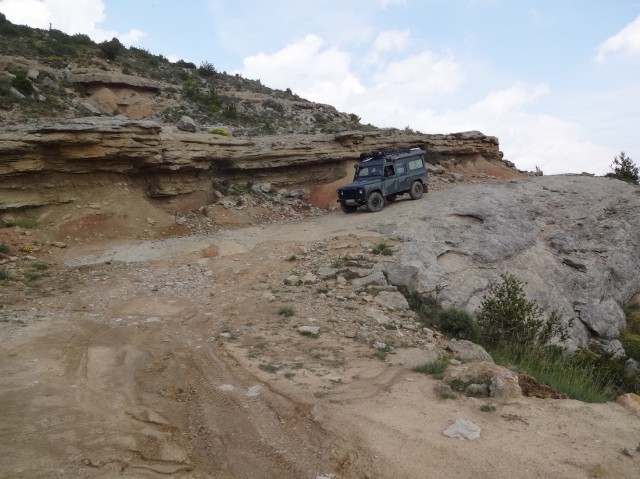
<box><xmin>355</xmin><ymin>165</ymin><xmax>382</xmax><ymax>178</ymax></box>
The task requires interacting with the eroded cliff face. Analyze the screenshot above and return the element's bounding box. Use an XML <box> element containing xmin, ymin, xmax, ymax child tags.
<box><xmin>0</xmin><ymin>116</ymin><xmax>512</xmax><ymax>212</ymax></box>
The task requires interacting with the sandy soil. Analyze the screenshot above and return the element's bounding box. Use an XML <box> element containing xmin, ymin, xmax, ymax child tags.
<box><xmin>1</xmin><ymin>185</ymin><xmax>639</xmax><ymax>479</ymax></box>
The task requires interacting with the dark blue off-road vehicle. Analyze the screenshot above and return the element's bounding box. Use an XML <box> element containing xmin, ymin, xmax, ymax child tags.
<box><xmin>337</xmin><ymin>148</ymin><xmax>428</xmax><ymax>213</ymax></box>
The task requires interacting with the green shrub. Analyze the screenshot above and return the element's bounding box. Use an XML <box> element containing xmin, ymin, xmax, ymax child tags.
<box><xmin>0</xmin><ymin>243</ymin><xmax>9</xmax><ymax>254</ymax></box>
<box><xmin>401</xmin><ymin>287</ymin><xmax>441</xmax><ymax>322</ymax></box>
<box><xmin>278</xmin><ymin>305</ymin><xmax>294</xmax><ymax>317</ymax></box>
<box><xmin>0</xmin><ymin>268</ymin><xmax>14</xmax><ymax>281</ymax></box>
<box><xmin>222</xmin><ymin>103</ymin><xmax>238</xmax><ymax>120</ymax></box>
<box><xmin>175</xmin><ymin>59</ymin><xmax>196</xmax><ymax>69</ymax></box>
<box><xmin>263</xmin><ymin>98</ymin><xmax>284</xmax><ymax>113</ymax></box>
<box><xmin>71</xmin><ymin>33</ymin><xmax>93</xmax><ymax>45</ymax></box>
<box><xmin>438</xmin><ymin>307</ymin><xmax>478</xmax><ymax>341</ymax></box>
<box><xmin>475</xmin><ymin>274</ymin><xmax>640</xmax><ymax>401</ymax></box>
<box><xmin>11</xmin><ymin>71</ymin><xmax>34</xmax><ymax>96</ymax></box>
<box><xmin>476</xmin><ymin>273</ymin><xmax>570</xmax><ymax>352</ymax></box>
<box><xmin>99</xmin><ymin>37</ymin><xmax>124</xmax><ymax>60</ymax></box>
<box><xmin>480</xmin><ymin>403</ymin><xmax>496</xmax><ymax>412</ymax></box>
<box><xmin>198</xmin><ymin>60</ymin><xmax>216</xmax><ymax>77</ymax></box>
<box><xmin>400</xmin><ymin>287</ymin><xmax>477</xmax><ymax>340</ymax></box>
<box><xmin>607</xmin><ymin>151</ymin><xmax>639</xmax><ymax>185</ymax></box>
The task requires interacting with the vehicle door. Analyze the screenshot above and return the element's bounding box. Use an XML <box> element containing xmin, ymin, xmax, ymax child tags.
<box><xmin>382</xmin><ymin>164</ymin><xmax>398</xmax><ymax>194</ymax></box>
<box><xmin>396</xmin><ymin>162</ymin><xmax>411</xmax><ymax>191</ymax></box>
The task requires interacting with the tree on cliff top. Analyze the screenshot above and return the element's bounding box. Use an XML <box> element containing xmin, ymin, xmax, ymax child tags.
<box><xmin>608</xmin><ymin>151</ymin><xmax>639</xmax><ymax>185</ymax></box>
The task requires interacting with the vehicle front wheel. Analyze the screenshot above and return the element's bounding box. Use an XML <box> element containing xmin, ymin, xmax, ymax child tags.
<box><xmin>409</xmin><ymin>181</ymin><xmax>424</xmax><ymax>200</ymax></box>
<box><xmin>367</xmin><ymin>192</ymin><xmax>384</xmax><ymax>212</ymax></box>
<box><xmin>386</xmin><ymin>194</ymin><xmax>398</xmax><ymax>202</ymax></box>
<box><xmin>340</xmin><ymin>202</ymin><xmax>358</xmax><ymax>213</ymax></box>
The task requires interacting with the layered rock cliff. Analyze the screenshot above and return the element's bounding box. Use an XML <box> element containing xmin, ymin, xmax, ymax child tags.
<box><xmin>0</xmin><ymin>116</ymin><xmax>510</xmax><ymax>211</ymax></box>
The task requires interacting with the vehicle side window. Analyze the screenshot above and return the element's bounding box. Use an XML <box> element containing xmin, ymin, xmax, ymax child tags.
<box><xmin>396</xmin><ymin>163</ymin><xmax>407</xmax><ymax>175</ymax></box>
<box><xmin>408</xmin><ymin>158</ymin><xmax>424</xmax><ymax>171</ymax></box>
<box><xmin>384</xmin><ymin>165</ymin><xmax>395</xmax><ymax>177</ymax></box>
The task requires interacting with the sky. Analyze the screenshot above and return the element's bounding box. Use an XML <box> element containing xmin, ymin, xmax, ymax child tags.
<box><xmin>1</xmin><ymin>1</ymin><xmax>639</xmax><ymax>175</ymax></box>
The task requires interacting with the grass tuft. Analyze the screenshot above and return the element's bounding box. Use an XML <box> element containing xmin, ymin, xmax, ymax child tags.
<box><xmin>373</xmin><ymin>350</ymin><xmax>388</xmax><ymax>361</ymax></box>
<box><xmin>412</xmin><ymin>357</ymin><xmax>449</xmax><ymax>379</ymax></box>
<box><xmin>480</xmin><ymin>403</ymin><xmax>496</xmax><ymax>412</ymax></box>
<box><xmin>258</xmin><ymin>363</ymin><xmax>279</xmax><ymax>373</ymax></box>
<box><xmin>278</xmin><ymin>305</ymin><xmax>295</xmax><ymax>317</ymax></box>
<box><xmin>11</xmin><ymin>217</ymin><xmax>38</xmax><ymax>229</ymax></box>
<box><xmin>0</xmin><ymin>268</ymin><xmax>15</xmax><ymax>281</ymax></box>
<box><xmin>372</xmin><ymin>239</ymin><xmax>393</xmax><ymax>256</ymax></box>
<box><xmin>31</xmin><ymin>260</ymin><xmax>48</xmax><ymax>270</ymax></box>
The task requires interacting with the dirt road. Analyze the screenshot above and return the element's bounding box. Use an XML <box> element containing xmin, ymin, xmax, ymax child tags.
<box><xmin>1</xmin><ymin>189</ymin><xmax>639</xmax><ymax>478</ymax></box>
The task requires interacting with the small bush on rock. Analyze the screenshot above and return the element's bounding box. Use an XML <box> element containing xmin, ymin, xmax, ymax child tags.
<box><xmin>400</xmin><ymin>287</ymin><xmax>478</xmax><ymax>340</ymax></box>
<box><xmin>476</xmin><ymin>272</ymin><xmax>570</xmax><ymax>353</ymax></box>
<box><xmin>11</xmin><ymin>71</ymin><xmax>34</xmax><ymax>96</ymax></box>
<box><xmin>438</xmin><ymin>307</ymin><xmax>478</xmax><ymax>341</ymax></box>
<box><xmin>607</xmin><ymin>151</ymin><xmax>639</xmax><ymax>185</ymax></box>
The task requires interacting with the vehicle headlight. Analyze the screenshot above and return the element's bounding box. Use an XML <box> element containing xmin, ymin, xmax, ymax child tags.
<box><xmin>358</xmin><ymin>189</ymin><xmax>363</xmax><ymax>195</ymax></box>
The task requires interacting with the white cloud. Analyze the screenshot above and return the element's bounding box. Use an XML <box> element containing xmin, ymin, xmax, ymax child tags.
<box><xmin>422</xmin><ymin>87</ymin><xmax>612</xmax><ymax>176</ymax></box>
<box><xmin>365</xmin><ymin>29</ymin><xmax>411</xmax><ymax>65</ymax></box>
<box><xmin>596</xmin><ymin>15</ymin><xmax>640</xmax><ymax>62</ymax></box>
<box><xmin>373</xmin><ymin>29</ymin><xmax>410</xmax><ymax>53</ymax></box>
<box><xmin>1</xmin><ymin>0</ymin><xmax>57</xmax><ymax>28</ymax></box>
<box><xmin>471</xmin><ymin>82</ymin><xmax>549</xmax><ymax>115</ymax></box>
<box><xmin>239</xmin><ymin>34</ymin><xmax>365</xmax><ymax>105</ymax></box>
<box><xmin>357</xmin><ymin>80</ymin><xmax>613</xmax><ymax>176</ymax></box>
<box><xmin>373</xmin><ymin>51</ymin><xmax>464</xmax><ymax>98</ymax></box>
<box><xmin>0</xmin><ymin>0</ymin><xmax>145</xmax><ymax>45</ymax></box>
<box><xmin>119</xmin><ymin>28</ymin><xmax>146</xmax><ymax>46</ymax></box>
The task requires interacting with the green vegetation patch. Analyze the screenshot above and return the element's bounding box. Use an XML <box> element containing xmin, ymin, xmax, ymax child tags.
<box><xmin>412</xmin><ymin>357</ymin><xmax>449</xmax><ymax>379</ymax></box>
<box><xmin>278</xmin><ymin>305</ymin><xmax>295</xmax><ymax>317</ymax></box>
<box><xmin>401</xmin><ymin>273</ymin><xmax>640</xmax><ymax>402</ymax></box>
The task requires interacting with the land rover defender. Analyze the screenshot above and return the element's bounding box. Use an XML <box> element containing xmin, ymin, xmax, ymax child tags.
<box><xmin>337</xmin><ymin>147</ymin><xmax>428</xmax><ymax>213</ymax></box>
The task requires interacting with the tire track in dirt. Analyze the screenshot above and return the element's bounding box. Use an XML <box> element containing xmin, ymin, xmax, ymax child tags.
<box><xmin>176</xmin><ymin>318</ymin><xmax>341</xmax><ymax>478</ymax></box>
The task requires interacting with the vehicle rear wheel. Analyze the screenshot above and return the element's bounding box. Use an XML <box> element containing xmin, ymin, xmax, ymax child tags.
<box><xmin>409</xmin><ymin>181</ymin><xmax>424</xmax><ymax>200</ymax></box>
<box><xmin>386</xmin><ymin>194</ymin><xmax>398</xmax><ymax>202</ymax></box>
<box><xmin>340</xmin><ymin>202</ymin><xmax>358</xmax><ymax>213</ymax></box>
<box><xmin>367</xmin><ymin>192</ymin><xmax>384</xmax><ymax>212</ymax></box>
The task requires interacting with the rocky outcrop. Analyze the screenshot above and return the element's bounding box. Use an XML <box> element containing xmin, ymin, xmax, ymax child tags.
<box><xmin>0</xmin><ymin>116</ymin><xmax>509</xmax><ymax>210</ymax></box>
<box><xmin>377</xmin><ymin>175</ymin><xmax>640</xmax><ymax>350</ymax></box>
<box><xmin>69</xmin><ymin>71</ymin><xmax>163</xmax><ymax>91</ymax></box>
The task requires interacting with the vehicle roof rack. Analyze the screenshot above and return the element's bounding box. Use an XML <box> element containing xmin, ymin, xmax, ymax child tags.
<box><xmin>359</xmin><ymin>147</ymin><xmax>423</xmax><ymax>161</ymax></box>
